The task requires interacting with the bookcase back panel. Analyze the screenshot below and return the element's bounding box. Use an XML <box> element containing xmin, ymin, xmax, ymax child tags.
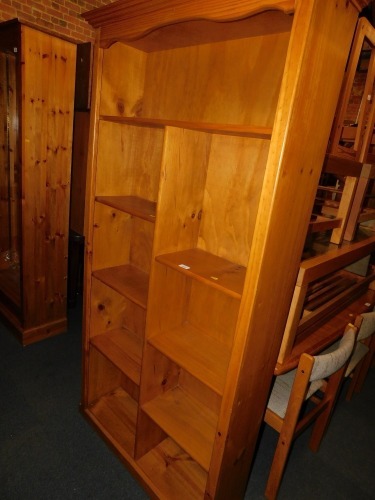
<box><xmin>95</xmin><ymin>121</ymin><xmax>164</xmax><ymax>200</ymax></box>
<box><xmin>198</xmin><ymin>135</ymin><xmax>270</xmax><ymax>266</ymax></box>
<box><xmin>100</xmin><ymin>42</ymin><xmax>146</xmax><ymax>117</ymax></box>
<box><xmin>142</xmin><ymin>32</ymin><xmax>290</xmax><ymax>125</ymax></box>
<box><xmin>141</xmin><ymin>344</ymin><xmax>182</xmax><ymax>402</ymax></box>
<box><xmin>154</xmin><ymin>127</ymin><xmax>210</xmax><ymax>255</ymax></box>
<box><xmin>92</xmin><ymin>203</ymin><xmax>131</xmax><ymax>270</ymax></box>
<box><xmin>187</xmin><ymin>280</ymin><xmax>239</xmax><ymax>347</ymax></box>
<box><xmin>179</xmin><ymin>370</ymin><xmax>222</xmax><ymax>415</ymax></box>
<box><xmin>92</xmin><ymin>203</ymin><xmax>154</xmax><ymax>272</ymax></box>
<box><xmin>87</xmin><ymin>346</ymin><xmax>122</xmax><ymax>403</ymax></box>
<box><xmin>129</xmin><ymin>217</ymin><xmax>155</xmax><ymax>273</ymax></box>
<box><xmin>147</xmin><ymin>263</ymin><xmax>192</xmax><ymax>336</ymax></box>
<box><xmin>148</xmin><ymin>261</ymin><xmax>237</xmax><ymax>351</ymax></box>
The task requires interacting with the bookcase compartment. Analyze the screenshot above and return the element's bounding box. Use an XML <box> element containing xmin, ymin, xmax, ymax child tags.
<box><xmin>86</xmin><ymin>346</ymin><xmax>139</xmax><ymax>457</ymax></box>
<box><xmin>89</xmin><ymin>277</ymin><xmax>144</xmax><ymax>385</ymax></box>
<box><xmin>147</xmin><ymin>262</ymin><xmax>240</xmax><ymax>394</ymax></box>
<box><xmin>139</xmin><ymin>345</ymin><xmax>221</xmax><ymax>472</ymax></box>
<box><xmin>137</xmin><ymin>437</ymin><xmax>207</xmax><ymax>500</ymax></box>
<box><xmin>99</xmin><ymin>31</ymin><xmax>290</xmax><ymax>126</ymax></box>
<box><xmin>95</xmin><ymin>120</ymin><xmax>164</xmax><ymax>200</ymax></box>
<box><xmin>92</xmin><ymin>202</ymin><xmax>154</xmax><ymax>275</ymax></box>
<box><xmin>155</xmin><ymin>127</ymin><xmax>270</xmax><ymax>265</ymax></box>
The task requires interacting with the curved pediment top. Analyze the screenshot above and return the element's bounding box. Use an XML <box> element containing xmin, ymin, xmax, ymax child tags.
<box><xmin>83</xmin><ymin>0</ymin><xmax>296</xmax><ymax>49</ymax></box>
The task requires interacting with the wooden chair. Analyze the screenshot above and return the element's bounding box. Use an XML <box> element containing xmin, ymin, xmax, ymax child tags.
<box><xmin>319</xmin><ymin>311</ymin><xmax>375</xmax><ymax>401</ymax></box>
<box><xmin>264</xmin><ymin>323</ymin><xmax>358</xmax><ymax>500</ymax></box>
<box><xmin>342</xmin><ymin>311</ymin><xmax>375</xmax><ymax>400</ymax></box>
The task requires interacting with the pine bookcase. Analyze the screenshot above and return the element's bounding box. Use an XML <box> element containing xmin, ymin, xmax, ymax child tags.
<box><xmin>81</xmin><ymin>1</ymin><xmax>369</xmax><ymax>498</ymax></box>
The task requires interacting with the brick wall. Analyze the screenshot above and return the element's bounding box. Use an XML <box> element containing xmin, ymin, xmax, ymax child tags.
<box><xmin>0</xmin><ymin>0</ymin><xmax>115</xmax><ymax>43</ymax></box>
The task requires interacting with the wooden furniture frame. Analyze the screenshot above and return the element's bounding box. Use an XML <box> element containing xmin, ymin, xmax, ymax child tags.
<box><xmin>310</xmin><ymin>155</ymin><xmax>375</xmax><ymax>244</ymax></box>
<box><xmin>81</xmin><ymin>1</ymin><xmax>369</xmax><ymax>498</ymax></box>
<box><xmin>342</xmin><ymin>311</ymin><xmax>375</xmax><ymax>400</ymax></box>
<box><xmin>322</xmin><ymin>17</ymin><xmax>375</xmax><ymax>243</ymax></box>
<box><xmin>330</xmin><ymin>17</ymin><xmax>375</xmax><ymax>163</ymax></box>
<box><xmin>277</xmin><ymin>234</ymin><xmax>375</xmax><ymax>373</ymax></box>
<box><xmin>265</xmin><ymin>324</ymin><xmax>358</xmax><ymax>500</ymax></box>
<box><xmin>0</xmin><ymin>20</ymin><xmax>76</xmax><ymax>345</ymax></box>
<box><xmin>346</xmin><ymin>326</ymin><xmax>375</xmax><ymax>398</ymax></box>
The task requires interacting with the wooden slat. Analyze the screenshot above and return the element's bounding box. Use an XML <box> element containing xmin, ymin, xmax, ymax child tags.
<box><xmin>322</xmin><ymin>153</ymin><xmax>363</xmax><ymax>177</ymax></box>
<box><xmin>297</xmin><ymin>272</ymin><xmax>375</xmax><ymax>338</ymax></box>
<box><xmin>148</xmin><ymin>323</ymin><xmax>230</xmax><ymax>395</ymax></box>
<box><xmin>307</xmin><ymin>273</ymin><xmax>344</xmax><ymax>293</ymax></box>
<box><xmin>142</xmin><ymin>386</ymin><xmax>218</xmax><ymax>471</ymax></box>
<box><xmin>156</xmin><ymin>249</ymin><xmax>245</xmax><ymax>299</ymax></box>
<box><xmin>331</xmin><ymin>175</ymin><xmax>358</xmax><ymax>244</ymax></box>
<box><xmin>304</xmin><ymin>277</ymin><xmax>357</xmax><ymax>312</ymax></box>
<box><xmin>358</xmin><ymin>207</ymin><xmax>375</xmax><ymax>222</ymax></box>
<box><xmin>297</xmin><ymin>235</ymin><xmax>375</xmax><ymax>285</ymax></box>
<box><xmin>308</xmin><ymin>216</ymin><xmax>342</xmax><ymax>234</ymax></box>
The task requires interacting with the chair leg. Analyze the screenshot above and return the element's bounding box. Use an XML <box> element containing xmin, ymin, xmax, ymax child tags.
<box><xmin>309</xmin><ymin>368</ymin><xmax>345</xmax><ymax>452</ymax></box>
<box><xmin>309</xmin><ymin>404</ymin><xmax>333</xmax><ymax>452</ymax></box>
<box><xmin>265</xmin><ymin>430</ymin><xmax>295</xmax><ymax>500</ymax></box>
<box><xmin>346</xmin><ymin>365</ymin><xmax>363</xmax><ymax>401</ymax></box>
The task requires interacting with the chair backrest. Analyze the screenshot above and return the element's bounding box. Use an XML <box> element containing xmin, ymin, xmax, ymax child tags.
<box><xmin>310</xmin><ymin>326</ymin><xmax>356</xmax><ymax>382</ymax></box>
<box><xmin>357</xmin><ymin>311</ymin><xmax>375</xmax><ymax>341</ymax></box>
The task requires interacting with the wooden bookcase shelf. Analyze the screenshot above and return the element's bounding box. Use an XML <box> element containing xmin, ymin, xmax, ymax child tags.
<box><xmin>81</xmin><ymin>1</ymin><xmax>367</xmax><ymax>498</ymax></box>
<box><xmin>142</xmin><ymin>386</ymin><xmax>218</xmax><ymax>471</ymax></box>
<box><xmin>93</xmin><ymin>265</ymin><xmax>149</xmax><ymax>309</ymax></box>
<box><xmin>95</xmin><ymin>196</ymin><xmax>156</xmax><ymax>222</ymax></box>
<box><xmin>155</xmin><ymin>249</ymin><xmax>246</xmax><ymax>299</ymax></box>
<box><xmin>100</xmin><ymin>115</ymin><xmax>273</xmax><ymax>139</ymax></box>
